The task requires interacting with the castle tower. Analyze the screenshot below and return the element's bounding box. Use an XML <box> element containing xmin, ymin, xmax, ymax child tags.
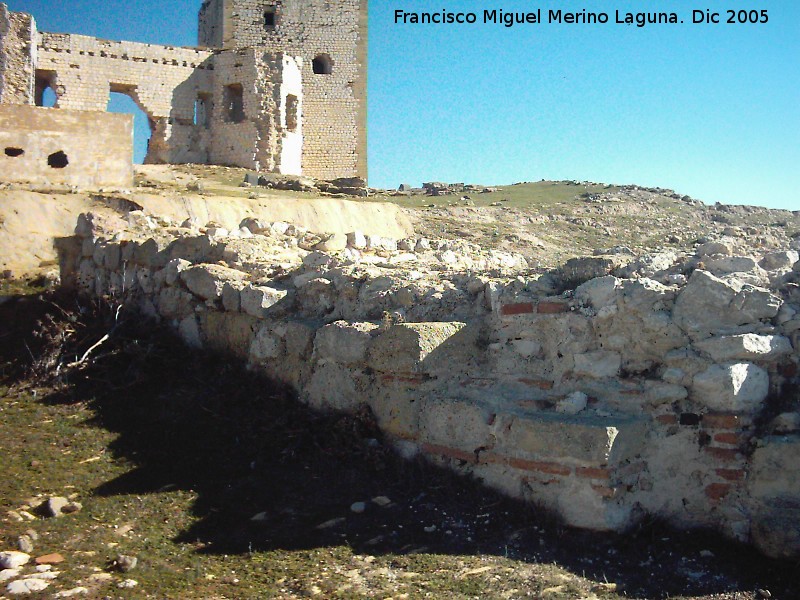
<box><xmin>199</xmin><ymin>0</ymin><xmax>368</xmax><ymax>181</ymax></box>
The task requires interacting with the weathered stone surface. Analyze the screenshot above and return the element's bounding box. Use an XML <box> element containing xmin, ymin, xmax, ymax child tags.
<box><xmin>760</xmin><ymin>250</ymin><xmax>799</xmax><ymax>271</ymax></box>
<box><xmin>164</xmin><ymin>258</ymin><xmax>191</xmax><ymax>287</ymax></box>
<box><xmin>180</xmin><ymin>264</ymin><xmax>246</xmax><ymax>301</ymax></box>
<box><xmin>560</xmin><ymin>256</ymin><xmax>629</xmax><ymax>288</ymax></box>
<box><xmin>240</xmin><ymin>284</ymin><xmax>287</xmax><ymax>317</ymax></box>
<box><xmin>367</xmin><ymin>322</ymin><xmax>466</xmax><ymax>373</ymax></box>
<box><xmin>690</xmin><ymin>362</ymin><xmax>769</xmax><ymax>412</ymax></box>
<box><xmin>6</xmin><ymin>577</ymin><xmax>50</xmax><ymax>594</ymax></box>
<box><xmin>314</xmin><ymin>321</ymin><xmax>378</xmax><ymax>365</ymax></box>
<box><xmin>751</xmin><ymin>501</ymin><xmax>800</xmax><ymax>560</ymax></box>
<box><xmin>673</xmin><ymin>270</ymin><xmax>781</xmax><ymax>336</ymax></box>
<box><xmin>694</xmin><ymin>334</ymin><xmax>793</xmax><ymax>362</ymax></box>
<box><xmin>704</xmin><ymin>255</ymin><xmax>759</xmax><ymax>275</ymax></box>
<box><xmin>575</xmin><ymin>275</ymin><xmax>620</xmax><ymax>309</ymax></box>
<box><xmin>419</xmin><ymin>398</ymin><xmax>494</xmax><ymax>449</ymax></box>
<box><xmin>499</xmin><ymin>413</ymin><xmax>647</xmax><ymax>464</ymax></box>
<box><xmin>574</xmin><ymin>351</ymin><xmax>621</xmax><ymax>378</ymax></box>
<box><xmin>314</xmin><ymin>233</ymin><xmax>347</xmax><ymax>252</ymax></box>
<box><xmin>697</xmin><ymin>240</ymin><xmax>733</xmax><ymax>257</ymax></box>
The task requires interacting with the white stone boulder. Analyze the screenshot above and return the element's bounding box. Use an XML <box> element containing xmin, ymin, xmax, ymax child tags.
<box><xmin>694</xmin><ymin>334</ymin><xmax>793</xmax><ymax>362</ymax></box>
<box><xmin>240</xmin><ymin>285</ymin><xmax>287</xmax><ymax>318</ymax></box>
<box><xmin>180</xmin><ymin>264</ymin><xmax>247</xmax><ymax>301</ymax></box>
<box><xmin>313</xmin><ymin>321</ymin><xmax>378</xmax><ymax>365</ymax></box>
<box><xmin>760</xmin><ymin>250</ymin><xmax>799</xmax><ymax>271</ymax></box>
<box><xmin>575</xmin><ymin>276</ymin><xmax>620</xmax><ymax>309</ymax></box>
<box><xmin>690</xmin><ymin>362</ymin><xmax>769</xmax><ymax>412</ymax></box>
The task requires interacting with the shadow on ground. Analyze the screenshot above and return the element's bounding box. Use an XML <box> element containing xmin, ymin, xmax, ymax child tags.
<box><xmin>2</xmin><ymin>291</ymin><xmax>799</xmax><ymax>599</ymax></box>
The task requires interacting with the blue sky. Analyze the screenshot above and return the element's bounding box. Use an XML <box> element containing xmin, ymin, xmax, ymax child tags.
<box><xmin>8</xmin><ymin>0</ymin><xmax>799</xmax><ymax>209</ymax></box>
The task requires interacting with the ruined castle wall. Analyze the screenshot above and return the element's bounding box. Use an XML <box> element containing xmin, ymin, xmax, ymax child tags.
<box><xmin>0</xmin><ymin>4</ymin><xmax>36</xmax><ymax>105</ymax></box>
<box><xmin>204</xmin><ymin>0</ymin><xmax>367</xmax><ymax>180</ymax></box>
<box><xmin>207</xmin><ymin>49</ymin><xmax>302</xmax><ymax>174</ymax></box>
<box><xmin>67</xmin><ymin>215</ymin><xmax>800</xmax><ymax>558</ymax></box>
<box><xmin>36</xmin><ymin>32</ymin><xmax>215</xmax><ymax>164</ymax></box>
<box><xmin>0</xmin><ymin>105</ymin><xmax>133</xmax><ymax>188</ymax></box>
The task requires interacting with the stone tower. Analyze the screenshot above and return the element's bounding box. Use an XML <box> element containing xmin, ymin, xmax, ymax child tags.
<box><xmin>198</xmin><ymin>0</ymin><xmax>368</xmax><ymax>181</ymax></box>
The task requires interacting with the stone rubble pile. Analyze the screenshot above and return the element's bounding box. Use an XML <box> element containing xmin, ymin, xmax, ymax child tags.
<box><xmin>64</xmin><ymin>210</ymin><xmax>800</xmax><ymax>559</ymax></box>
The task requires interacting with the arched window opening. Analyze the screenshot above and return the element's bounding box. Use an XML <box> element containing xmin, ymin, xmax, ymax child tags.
<box><xmin>312</xmin><ymin>53</ymin><xmax>333</xmax><ymax>75</ymax></box>
<box><xmin>107</xmin><ymin>85</ymin><xmax>153</xmax><ymax>164</ymax></box>
<box><xmin>224</xmin><ymin>84</ymin><xmax>245</xmax><ymax>123</ymax></box>
<box><xmin>35</xmin><ymin>70</ymin><xmax>57</xmax><ymax>107</ymax></box>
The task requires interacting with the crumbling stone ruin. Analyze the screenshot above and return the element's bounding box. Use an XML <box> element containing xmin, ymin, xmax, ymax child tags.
<box><xmin>63</xmin><ymin>208</ymin><xmax>800</xmax><ymax>560</ymax></box>
<box><xmin>0</xmin><ymin>0</ymin><xmax>366</xmax><ymax>181</ymax></box>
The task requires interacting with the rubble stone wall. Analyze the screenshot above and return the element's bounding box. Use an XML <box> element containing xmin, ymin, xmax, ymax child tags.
<box><xmin>0</xmin><ymin>105</ymin><xmax>133</xmax><ymax>188</ymax></box>
<box><xmin>0</xmin><ymin>4</ymin><xmax>36</xmax><ymax>105</ymax></box>
<box><xmin>64</xmin><ymin>211</ymin><xmax>800</xmax><ymax>559</ymax></box>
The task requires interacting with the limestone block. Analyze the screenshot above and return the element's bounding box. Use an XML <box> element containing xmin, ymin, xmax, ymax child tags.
<box><xmin>673</xmin><ymin>270</ymin><xmax>781</xmax><ymax>336</ymax></box>
<box><xmin>157</xmin><ymin>287</ymin><xmax>195</xmax><ymax>320</ymax></box>
<box><xmin>748</xmin><ymin>436</ymin><xmax>800</xmax><ymax>559</ymax></box>
<box><xmin>347</xmin><ymin>231</ymin><xmax>367</xmax><ymax>249</ymax></box>
<box><xmin>697</xmin><ymin>240</ymin><xmax>733</xmax><ymax>257</ymax></box>
<box><xmin>315</xmin><ymin>233</ymin><xmax>347</xmax><ymax>252</ymax></box>
<box><xmin>574</xmin><ymin>351</ymin><xmax>622</xmax><ymax>378</ymax></box>
<box><xmin>560</xmin><ymin>255</ymin><xmax>629</xmax><ymax>288</ymax></box>
<box><xmin>498</xmin><ymin>413</ymin><xmax>647</xmax><ymax>465</ymax></box>
<box><xmin>239</xmin><ymin>284</ymin><xmax>287</xmax><ymax>317</ymax></box>
<box><xmin>704</xmin><ymin>255</ymin><xmax>760</xmax><ymax>276</ymax></box>
<box><xmin>575</xmin><ymin>275</ymin><xmax>620</xmax><ymax>309</ymax></box>
<box><xmin>164</xmin><ymin>258</ymin><xmax>191</xmax><ymax>287</ymax></box>
<box><xmin>555</xmin><ymin>391</ymin><xmax>588</xmax><ymax>415</ymax></box>
<box><xmin>419</xmin><ymin>398</ymin><xmax>495</xmax><ymax>449</ymax></box>
<box><xmin>134</xmin><ymin>238</ymin><xmax>170</xmax><ymax>268</ymax></box>
<box><xmin>305</xmin><ymin>362</ymin><xmax>364</xmax><ymax>412</ymax></box>
<box><xmin>201</xmin><ymin>312</ymin><xmax>258</xmax><ymax>360</ymax></box>
<box><xmin>759</xmin><ymin>250</ymin><xmax>799</xmax><ymax>272</ymax></box>
<box><xmin>367</xmin><ymin>322</ymin><xmax>466</xmax><ymax>373</ymax></box>
<box><xmin>368</xmin><ymin>380</ymin><xmax>423</xmax><ymax>438</ymax></box>
<box><xmin>694</xmin><ymin>334</ymin><xmax>793</xmax><ymax>363</ymax></box>
<box><xmin>250</xmin><ymin>324</ymin><xmax>283</xmax><ymax>361</ymax></box>
<box><xmin>690</xmin><ymin>362</ymin><xmax>769</xmax><ymax>412</ymax></box>
<box><xmin>313</xmin><ymin>321</ymin><xmax>378</xmax><ymax>365</ymax></box>
<box><xmin>284</xmin><ymin>321</ymin><xmax>315</xmax><ymax>358</ymax></box>
<box><xmin>180</xmin><ymin>264</ymin><xmax>246</xmax><ymax>301</ymax></box>
<box><xmin>178</xmin><ymin>316</ymin><xmax>202</xmax><ymax>349</ymax></box>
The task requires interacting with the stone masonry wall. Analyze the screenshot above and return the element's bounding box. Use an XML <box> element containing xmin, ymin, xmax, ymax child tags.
<box><xmin>36</xmin><ymin>32</ymin><xmax>215</xmax><ymax>165</ymax></box>
<box><xmin>64</xmin><ymin>211</ymin><xmax>800</xmax><ymax>560</ymax></box>
<box><xmin>0</xmin><ymin>104</ymin><xmax>133</xmax><ymax>188</ymax></box>
<box><xmin>198</xmin><ymin>0</ymin><xmax>367</xmax><ymax>180</ymax></box>
<box><xmin>0</xmin><ymin>4</ymin><xmax>36</xmax><ymax>105</ymax></box>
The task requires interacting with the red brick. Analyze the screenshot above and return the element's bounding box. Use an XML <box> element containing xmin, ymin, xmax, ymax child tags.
<box><xmin>576</xmin><ymin>467</ymin><xmax>610</xmax><ymax>479</ymax></box>
<box><xmin>536</xmin><ymin>301</ymin><xmax>569</xmax><ymax>314</ymax></box>
<box><xmin>779</xmin><ymin>362</ymin><xmax>798</xmax><ymax>377</ymax></box>
<box><xmin>422</xmin><ymin>443</ymin><xmax>477</xmax><ymax>464</ymax></box>
<box><xmin>656</xmin><ymin>414</ymin><xmax>678</xmax><ymax>425</ymax></box>
<box><xmin>518</xmin><ymin>378</ymin><xmax>554</xmax><ymax>390</ymax></box>
<box><xmin>500</xmin><ymin>302</ymin><xmax>534</xmax><ymax>316</ymax></box>
<box><xmin>715</xmin><ymin>468</ymin><xmax>746</xmax><ymax>482</ymax></box>
<box><xmin>713</xmin><ymin>432</ymin><xmax>741</xmax><ymax>446</ymax></box>
<box><xmin>702</xmin><ymin>413</ymin><xmax>745</xmax><ymax>430</ymax></box>
<box><xmin>705</xmin><ymin>483</ymin><xmax>732</xmax><ymax>501</ymax></box>
<box><xmin>592</xmin><ymin>484</ymin><xmax>617</xmax><ymax>499</ymax></box>
<box><xmin>704</xmin><ymin>447</ymin><xmax>742</xmax><ymax>462</ymax></box>
<box><xmin>507</xmin><ymin>457</ymin><xmax>571</xmax><ymax>476</ymax></box>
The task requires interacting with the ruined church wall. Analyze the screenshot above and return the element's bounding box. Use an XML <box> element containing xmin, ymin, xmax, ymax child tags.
<box><xmin>0</xmin><ymin>4</ymin><xmax>36</xmax><ymax>105</ymax></box>
<box><xmin>0</xmin><ymin>105</ymin><xmax>133</xmax><ymax>188</ymax></box>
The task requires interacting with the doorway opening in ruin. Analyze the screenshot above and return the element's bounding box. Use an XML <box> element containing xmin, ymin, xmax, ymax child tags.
<box><xmin>34</xmin><ymin>70</ymin><xmax>57</xmax><ymax>107</ymax></box>
<box><xmin>107</xmin><ymin>85</ymin><xmax>153</xmax><ymax>164</ymax></box>
<box><xmin>224</xmin><ymin>84</ymin><xmax>245</xmax><ymax>123</ymax></box>
<box><xmin>194</xmin><ymin>93</ymin><xmax>212</xmax><ymax>128</ymax></box>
